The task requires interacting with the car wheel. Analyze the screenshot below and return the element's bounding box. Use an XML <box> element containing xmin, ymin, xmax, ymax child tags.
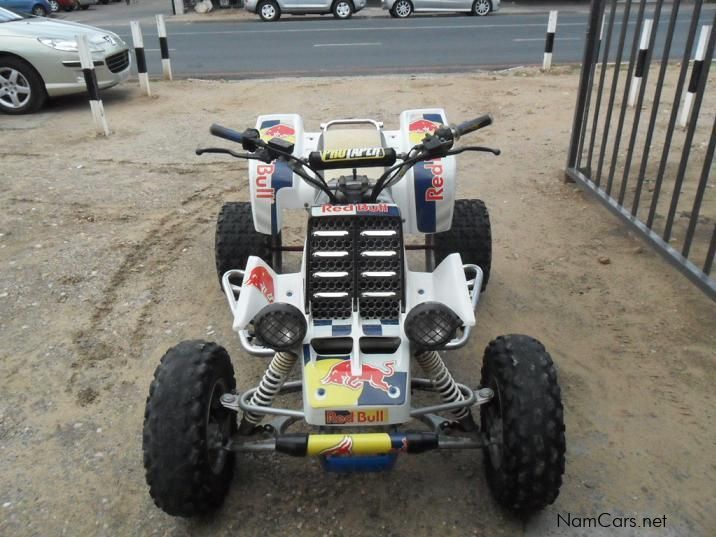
<box><xmin>31</xmin><ymin>4</ymin><xmax>48</xmax><ymax>15</ymax></box>
<box><xmin>332</xmin><ymin>0</ymin><xmax>353</xmax><ymax>19</ymax></box>
<box><xmin>257</xmin><ymin>0</ymin><xmax>280</xmax><ymax>21</ymax></box>
<box><xmin>65</xmin><ymin>1</ymin><xmax>77</xmax><ymax>10</ymax></box>
<box><xmin>99</xmin><ymin>0</ymin><xmax>109</xmax><ymax>4</ymax></box>
<box><xmin>81</xmin><ymin>3</ymin><xmax>89</xmax><ymax>9</ymax></box>
<box><xmin>390</xmin><ymin>0</ymin><xmax>412</xmax><ymax>18</ymax></box>
<box><xmin>0</xmin><ymin>57</ymin><xmax>46</xmax><ymax>115</ymax></box>
<box><xmin>471</xmin><ymin>0</ymin><xmax>491</xmax><ymax>16</ymax></box>
<box><xmin>49</xmin><ymin>0</ymin><xmax>59</xmax><ymax>11</ymax></box>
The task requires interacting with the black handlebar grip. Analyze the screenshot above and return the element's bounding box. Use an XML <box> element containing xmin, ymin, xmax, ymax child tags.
<box><xmin>210</xmin><ymin>123</ymin><xmax>244</xmax><ymax>144</ymax></box>
<box><xmin>455</xmin><ymin>114</ymin><xmax>493</xmax><ymax>137</ymax></box>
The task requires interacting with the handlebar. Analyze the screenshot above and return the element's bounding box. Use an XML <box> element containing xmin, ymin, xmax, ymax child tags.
<box><xmin>453</xmin><ymin>114</ymin><xmax>493</xmax><ymax>139</ymax></box>
<box><xmin>210</xmin><ymin>123</ymin><xmax>245</xmax><ymax>145</ymax></box>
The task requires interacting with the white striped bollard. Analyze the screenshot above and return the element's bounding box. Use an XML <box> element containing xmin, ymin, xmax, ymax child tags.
<box><xmin>679</xmin><ymin>24</ymin><xmax>711</xmax><ymax>128</ymax></box>
<box><xmin>543</xmin><ymin>10</ymin><xmax>558</xmax><ymax>71</ymax></box>
<box><xmin>130</xmin><ymin>21</ymin><xmax>151</xmax><ymax>96</ymax></box>
<box><xmin>628</xmin><ymin>18</ymin><xmax>653</xmax><ymax>108</ymax></box>
<box><xmin>156</xmin><ymin>14</ymin><xmax>173</xmax><ymax>81</ymax></box>
<box><xmin>77</xmin><ymin>34</ymin><xmax>110</xmax><ymax>136</ymax></box>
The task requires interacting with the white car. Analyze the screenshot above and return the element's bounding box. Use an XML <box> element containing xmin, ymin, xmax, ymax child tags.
<box><xmin>245</xmin><ymin>0</ymin><xmax>368</xmax><ymax>22</ymax></box>
<box><xmin>383</xmin><ymin>0</ymin><xmax>499</xmax><ymax>18</ymax></box>
<box><xmin>0</xmin><ymin>7</ymin><xmax>130</xmax><ymax>114</ymax></box>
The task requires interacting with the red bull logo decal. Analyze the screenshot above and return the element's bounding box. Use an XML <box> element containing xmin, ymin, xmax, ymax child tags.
<box><xmin>321</xmin><ymin>361</ymin><xmax>395</xmax><ymax>392</ymax></box>
<box><xmin>423</xmin><ymin>160</ymin><xmax>444</xmax><ymax>201</ymax></box>
<box><xmin>320</xmin><ymin>436</ymin><xmax>353</xmax><ymax>456</ymax></box>
<box><xmin>260</xmin><ymin>123</ymin><xmax>296</xmax><ymax>143</ymax></box>
<box><xmin>409</xmin><ymin>119</ymin><xmax>440</xmax><ymax>145</ymax></box>
<box><xmin>255</xmin><ymin>163</ymin><xmax>275</xmax><ymax>201</ymax></box>
<box><xmin>245</xmin><ymin>266</ymin><xmax>275</xmax><ymax>303</ymax></box>
<box><xmin>325</xmin><ymin>409</ymin><xmax>388</xmax><ymax>425</ymax></box>
<box><xmin>319</xmin><ymin>203</ymin><xmax>389</xmax><ymax>214</ymax></box>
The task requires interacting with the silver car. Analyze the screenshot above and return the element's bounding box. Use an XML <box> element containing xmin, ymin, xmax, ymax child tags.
<box><xmin>0</xmin><ymin>7</ymin><xmax>130</xmax><ymax>114</ymax></box>
<box><xmin>383</xmin><ymin>0</ymin><xmax>499</xmax><ymax>18</ymax></box>
<box><xmin>245</xmin><ymin>0</ymin><xmax>368</xmax><ymax>22</ymax></box>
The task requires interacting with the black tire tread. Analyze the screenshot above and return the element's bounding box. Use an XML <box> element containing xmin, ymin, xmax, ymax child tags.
<box><xmin>215</xmin><ymin>201</ymin><xmax>273</xmax><ymax>283</ymax></box>
<box><xmin>434</xmin><ymin>198</ymin><xmax>492</xmax><ymax>290</ymax></box>
<box><xmin>480</xmin><ymin>334</ymin><xmax>566</xmax><ymax>512</ymax></box>
<box><xmin>142</xmin><ymin>340</ymin><xmax>236</xmax><ymax>517</ymax></box>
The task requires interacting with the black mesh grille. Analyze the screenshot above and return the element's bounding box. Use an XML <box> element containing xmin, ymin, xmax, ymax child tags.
<box><xmin>105</xmin><ymin>50</ymin><xmax>129</xmax><ymax>74</ymax></box>
<box><xmin>306</xmin><ymin>210</ymin><xmax>404</xmax><ymax>320</ymax></box>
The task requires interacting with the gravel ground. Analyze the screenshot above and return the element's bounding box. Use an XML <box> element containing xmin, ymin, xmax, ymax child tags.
<box><xmin>0</xmin><ymin>68</ymin><xmax>714</xmax><ymax>537</ymax></box>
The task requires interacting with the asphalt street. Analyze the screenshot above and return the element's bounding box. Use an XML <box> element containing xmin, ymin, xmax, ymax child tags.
<box><xmin>54</xmin><ymin>2</ymin><xmax>716</xmax><ymax>78</ymax></box>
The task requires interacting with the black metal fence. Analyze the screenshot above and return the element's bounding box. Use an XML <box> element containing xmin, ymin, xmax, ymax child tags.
<box><xmin>566</xmin><ymin>0</ymin><xmax>715</xmax><ymax>300</ymax></box>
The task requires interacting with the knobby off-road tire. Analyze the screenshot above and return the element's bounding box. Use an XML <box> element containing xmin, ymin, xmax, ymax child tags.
<box><xmin>215</xmin><ymin>201</ymin><xmax>279</xmax><ymax>284</ymax></box>
<box><xmin>434</xmin><ymin>198</ymin><xmax>491</xmax><ymax>291</ymax></box>
<box><xmin>143</xmin><ymin>340</ymin><xmax>237</xmax><ymax>517</ymax></box>
<box><xmin>480</xmin><ymin>335</ymin><xmax>566</xmax><ymax>512</ymax></box>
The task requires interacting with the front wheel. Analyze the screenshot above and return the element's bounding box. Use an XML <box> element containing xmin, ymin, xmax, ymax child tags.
<box><xmin>471</xmin><ymin>0</ymin><xmax>491</xmax><ymax>16</ymax></box>
<box><xmin>480</xmin><ymin>335</ymin><xmax>566</xmax><ymax>512</ymax></box>
<box><xmin>31</xmin><ymin>4</ymin><xmax>48</xmax><ymax>15</ymax></box>
<box><xmin>390</xmin><ymin>0</ymin><xmax>412</xmax><ymax>18</ymax></box>
<box><xmin>143</xmin><ymin>340</ymin><xmax>237</xmax><ymax>517</ymax></box>
<box><xmin>332</xmin><ymin>0</ymin><xmax>353</xmax><ymax>19</ymax></box>
<box><xmin>257</xmin><ymin>0</ymin><xmax>280</xmax><ymax>21</ymax></box>
<box><xmin>0</xmin><ymin>57</ymin><xmax>46</xmax><ymax>115</ymax></box>
<box><xmin>49</xmin><ymin>0</ymin><xmax>59</xmax><ymax>11</ymax></box>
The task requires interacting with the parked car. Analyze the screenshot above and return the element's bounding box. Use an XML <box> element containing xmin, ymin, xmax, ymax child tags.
<box><xmin>76</xmin><ymin>0</ymin><xmax>98</xmax><ymax>9</ymax></box>
<box><xmin>48</xmin><ymin>0</ymin><xmax>76</xmax><ymax>12</ymax></box>
<box><xmin>245</xmin><ymin>0</ymin><xmax>367</xmax><ymax>22</ymax></box>
<box><xmin>382</xmin><ymin>0</ymin><xmax>499</xmax><ymax>18</ymax></box>
<box><xmin>0</xmin><ymin>0</ymin><xmax>52</xmax><ymax>16</ymax></box>
<box><xmin>0</xmin><ymin>7</ymin><xmax>131</xmax><ymax>114</ymax></box>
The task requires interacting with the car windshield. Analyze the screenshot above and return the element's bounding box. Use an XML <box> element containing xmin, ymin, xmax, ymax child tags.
<box><xmin>0</xmin><ymin>7</ymin><xmax>27</xmax><ymax>22</ymax></box>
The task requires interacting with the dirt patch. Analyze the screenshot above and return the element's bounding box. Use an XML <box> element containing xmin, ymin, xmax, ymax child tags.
<box><xmin>0</xmin><ymin>68</ymin><xmax>714</xmax><ymax>537</ymax></box>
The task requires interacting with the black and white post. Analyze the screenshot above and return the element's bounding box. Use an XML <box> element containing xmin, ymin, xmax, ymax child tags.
<box><xmin>156</xmin><ymin>14</ymin><xmax>173</xmax><ymax>81</ymax></box>
<box><xmin>77</xmin><ymin>34</ymin><xmax>110</xmax><ymax>136</ymax></box>
<box><xmin>679</xmin><ymin>24</ymin><xmax>711</xmax><ymax>128</ymax></box>
<box><xmin>543</xmin><ymin>10</ymin><xmax>558</xmax><ymax>71</ymax></box>
<box><xmin>628</xmin><ymin>18</ymin><xmax>653</xmax><ymax>107</ymax></box>
<box><xmin>130</xmin><ymin>21</ymin><xmax>151</xmax><ymax>96</ymax></box>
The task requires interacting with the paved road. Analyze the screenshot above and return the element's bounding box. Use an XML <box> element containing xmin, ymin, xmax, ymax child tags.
<box><xmin>54</xmin><ymin>1</ymin><xmax>716</xmax><ymax>78</ymax></box>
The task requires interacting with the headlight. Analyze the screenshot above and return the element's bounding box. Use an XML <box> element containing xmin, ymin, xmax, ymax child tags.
<box><xmin>253</xmin><ymin>303</ymin><xmax>307</xmax><ymax>351</ymax></box>
<box><xmin>404</xmin><ymin>302</ymin><xmax>462</xmax><ymax>350</ymax></box>
<box><xmin>37</xmin><ymin>37</ymin><xmax>106</xmax><ymax>53</ymax></box>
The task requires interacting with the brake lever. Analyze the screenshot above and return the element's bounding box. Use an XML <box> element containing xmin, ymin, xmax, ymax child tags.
<box><xmin>195</xmin><ymin>147</ymin><xmax>274</xmax><ymax>163</ymax></box>
<box><xmin>448</xmin><ymin>146</ymin><xmax>501</xmax><ymax>156</ymax></box>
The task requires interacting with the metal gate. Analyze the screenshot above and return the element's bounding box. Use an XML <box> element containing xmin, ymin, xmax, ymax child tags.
<box><xmin>566</xmin><ymin>0</ymin><xmax>715</xmax><ymax>300</ymax></box>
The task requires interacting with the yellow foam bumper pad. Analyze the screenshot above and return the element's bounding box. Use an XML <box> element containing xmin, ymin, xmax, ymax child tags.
<box><xmin>307</xmin><ymin>433</ymin><xmax>393</xmax><ymax>456</ymax></box>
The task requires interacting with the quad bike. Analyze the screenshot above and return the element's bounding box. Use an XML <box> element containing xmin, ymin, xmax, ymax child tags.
<box><xmin>142</xmin><ymin>109</ymin><xmax>566</xmax><ymax>517</ymax></box>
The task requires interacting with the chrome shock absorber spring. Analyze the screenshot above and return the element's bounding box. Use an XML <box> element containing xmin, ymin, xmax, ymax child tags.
<box><xmin>239</xmin><ymin>351</ymin><xmax>297</xmax><ymax>433</ymax></box>
<box><xmin>414</xmin><ymin>349</ymin><xmax>476</xmax><ymax>430</ymax></box>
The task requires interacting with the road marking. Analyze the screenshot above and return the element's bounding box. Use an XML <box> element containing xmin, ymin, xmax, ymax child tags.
<box><xmin>130</xmin><ymin>22</ymin><xmax>588</xmax><ymax>37</ymax></box>
<box><xmin>314</xmin><ymin>42</ymin><xmax>382</xmax><ymax>47</ymax></box>
<box><xmin>513</xmin><ymin>37</ymin><xmax>582</xmax><ymax>42</ymax></box>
